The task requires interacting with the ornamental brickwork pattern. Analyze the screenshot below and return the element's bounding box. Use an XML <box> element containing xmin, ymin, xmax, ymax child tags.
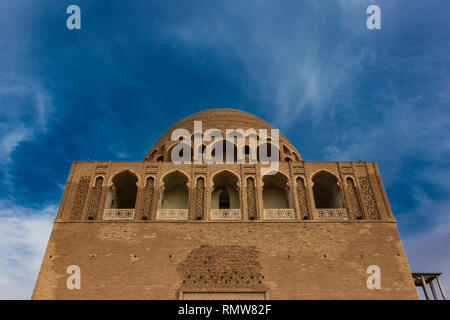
<box><xmin>296</xmin><ymin>177</ymin><xmax>310</xmax><ymax>219</ymax></box>
<box><xmin>194</xmin><ymin>177</ymin><xmax>205</xmax><ymax>220</ymax></box>
<box><xmin>359</xmin><ymin>176</ymin><xmax>380</xmax><ymax>220</ymax></box>
<box><xmin>345</xmin><ymin>177</ymin><xmax>363</xmax><ymax>220</ymax></box>
<box><xmin>87</xmin><ymin>176</ymin><xmax>104</xmax><ymax>220</ymax></box>
<box><xmin>178</xmin><ymin>245</ymin><xmax>267</xmax><ymax>292</ymax></box>
<box><xmin>246</xmin><ymin>177</ymin><xmax>257</xmax><ymax>220</ymax></box>
<box><xmin>70</xmin><ymin>176</ymin><xmax>90</xmax><ymax>220</ymax></box>
<box><xmin>142</xmin><ymin>177</ymin><xmax>155</xmax><ymax>220</ymax></box>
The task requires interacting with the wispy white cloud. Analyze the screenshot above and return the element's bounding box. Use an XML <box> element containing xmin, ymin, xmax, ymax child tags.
<box><xmin>323</xmin><ymin>81</ymin><xmax>450</xmax><ymax>298</ymax></box>
<box><xmin>323</xmin><ymin>86</ymin><xmax>450</xmax><ymax>183</ymax></box>
<box><xmin>0</xmin><ymin>126</ymin><xmax>28</xmax><ymax>163</ymax></box>
<box><xmin>166</xmin><ymin>1</ymin><xmax>370</xmax><ymax>129</ymax></box>
<box><xmin>0</xmin><ymin>0</ymin><xmax>447</xmax><ymax>301</ymax></box>
<box><xmin>0</xmin><ymin>201</ymin><xmax>55</xmax><ymax>299</ymax></box>
<box><xmin>0</xmin><ymin>78</ymin><xmax>53</xmax><ymax>191</ymax></box>
<box><xmin>0</xmin><ymin>80</ymin><xmax>53</xmax><ymax>165</ymax></box>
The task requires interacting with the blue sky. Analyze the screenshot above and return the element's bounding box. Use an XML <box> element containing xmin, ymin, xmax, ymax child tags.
<box><xmin>0</xmin><ymin>0</ymin><xmax>449</xmax><ymax>299</ymax></box>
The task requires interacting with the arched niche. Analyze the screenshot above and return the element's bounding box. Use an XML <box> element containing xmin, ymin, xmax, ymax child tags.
<box><xmin>106</xmin><ymin>170</ymin><xmax>138</xmax><ymax>209</ymax></box>
<box><xmin>262</xmin><ymin>172</ymin><xmax>291</xmax><ymax>209</ymax></box>
<box><xmin>159</xmin><ymin>171</ymin><xmax>189</xmax><ymax>209</ymax></box>
<box><xmin>211</xmin><ymin>170</ymin><xmax>240</xmax><ymax>209</ymax></box>
<box><xmin>311</xmin><ymin>170</ymin><xmax>344</xmax><ymax>208</ymax></box>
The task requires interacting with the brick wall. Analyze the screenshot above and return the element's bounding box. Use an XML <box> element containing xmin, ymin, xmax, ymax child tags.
<box><xmin>32</xmin><ymin>221</ymin><xmax>418</xmax><ymax>299</ymax></box>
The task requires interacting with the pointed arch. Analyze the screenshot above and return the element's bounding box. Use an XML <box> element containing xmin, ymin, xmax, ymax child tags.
<box><xmin>262</xmin><ymin>172</ymin><xmax>291</xmax><ymax>209</ymax></box>
<box><xmin>159</xmin><ymin>170</ymin><xmax>189</xmax><ymax>210</ymax></box>
<box><xmin>161</xmin><ymin>169</ymin><xmax>190</xmax><ymax>185</ymax></box>
<box><xmin>283</xmin><ymin>144</ymin><xmax>292</xmax><ymax>155</ymax></box>
<box><xmin>109</xmin><ymin>169</ymin><xmax>140</xmax><ymax>186</ymax></box>
<box><xmin>311</xmin><ymin>170</ymin><xmax>344</xmax><ymax>209</ymax></box>
<box><xmin>106</xmin><ymin>170</ymin><xmax>139</xmax><ymax>209</ymax></box>
<box><xmin>211</xmin><ymin>170</ymin><xmax>240</xmax><ymax>210</ymax></box>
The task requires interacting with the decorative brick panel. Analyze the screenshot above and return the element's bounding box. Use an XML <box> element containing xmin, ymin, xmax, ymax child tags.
<box><xmin>70</xmin><ymin>176</ymin><xmax>90</xmax><ymax>220</ymax></box>
<box><xmin>345</xmin><ymin>177</ymin><xmax>363</xmax><ymax>220</ymax></box>
<box><xmin>359</xmin><ymin>177</ymin><xmax>380</xmax><ymax>219</ymax></box>
<box><xmin>194</xmin><ymin>177</ymin><xmax>205</xmax><ymax>220</ymax></box>
<box><xmin>246</xmin><ymin>177</ymin><xmax>257</xmax><ymax>220</ymax></box>
<box><xmin>296</xmin><ymin>177</ymin><xmax>310</xmax><ymax>219</ymax></box>
<box><xmin>142</xmin><ymin>177</ymin><xmax>155</xmax><ymax>220</ymax></box>
<box><xmin>86</xmin><ymin>176</ymin><xmax>104</xmax><ymax>220</ymax></box>
<box><xmin>178</xmin><ymin>245</ymin><xmax>267</xmax><ymax>293</ymax></box>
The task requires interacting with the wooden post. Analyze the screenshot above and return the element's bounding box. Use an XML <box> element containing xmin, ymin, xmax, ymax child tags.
<box><xmin>436</xmin><ymin>276</ymin><xmax>448</xmax><ymax>300</ymax></box>
<box><xmin>421</xmin><ymin>275</ymin><xmax>431</xmax><ymax>300</ymax></box>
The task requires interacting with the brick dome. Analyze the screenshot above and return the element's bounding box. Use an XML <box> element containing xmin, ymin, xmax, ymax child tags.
<box><xmin>144</xmin><ymin>108</ymin><xmax>302</xmax><ymax>162</ymax></box>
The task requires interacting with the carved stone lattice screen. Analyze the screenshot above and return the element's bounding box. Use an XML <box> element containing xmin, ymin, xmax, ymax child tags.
<box><xmin>296</xmin><ymin>177</ymin><xmax>310</xmax><ymax>219</ymax></box>
<box><xmin>316</xmin><ymin>208</ymin><xmax>349</xmax><ymax>220</ymax></box>
<box><xmin>86</xmin><ymin>176</ymin><xmax>104</xmax><ymax>220</ymax></box>
<box><xmin>142</xmin><ymin>177</ymin><xmax>155</xmax><ymax>220</ymax></box>
<box><xmin>345</xmin><ymin>177</ymin><xmax>363</xmax><ymax>219</ymax></box>
<box><xmin>103</xmin><ymin>208</ymin><xmax>135</xmax><ymax>220</ymax></box>
<box><xmin>263</xmin><ymin>209</ymin><xmax>294</xmax><ymax>220</ymax></box>
<box><xmin>194</xmin><ymin>177</ymin><xmax>205</xmax><ymax>220</ymax></box>
<box><xmin>181</xmin><ymin>292</ymin><xmax>266</xmax><ymax>300</ymax></box>
<box><xmin>70</xmin><ymin>176</ymin><xmax>90</xmax><ymax>220</ymax></box>
<box><xmin>246</xmin><ymin>177</ymin><xmax>257</xmax><ymax>220</ymax></box>
<box><xmin>211</xmin><ymin>209</ymin><xmax>241</xmax><ymax>220</ymax></box>
<box><xmin>157</xmin><ymin>209</ymin><xmax>189</xmax><ymax>220</ymax></box>
<box><xmin>358</xmin><ymin>177</ymin><xmax>380</xmax><ymax>219</ymax></box>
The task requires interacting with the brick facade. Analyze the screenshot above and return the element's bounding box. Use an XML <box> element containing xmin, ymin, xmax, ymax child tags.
<box><xmin>32</xmin><ymin>109</ymin><xmax>418</xmax><ymax>299</ymax></box>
